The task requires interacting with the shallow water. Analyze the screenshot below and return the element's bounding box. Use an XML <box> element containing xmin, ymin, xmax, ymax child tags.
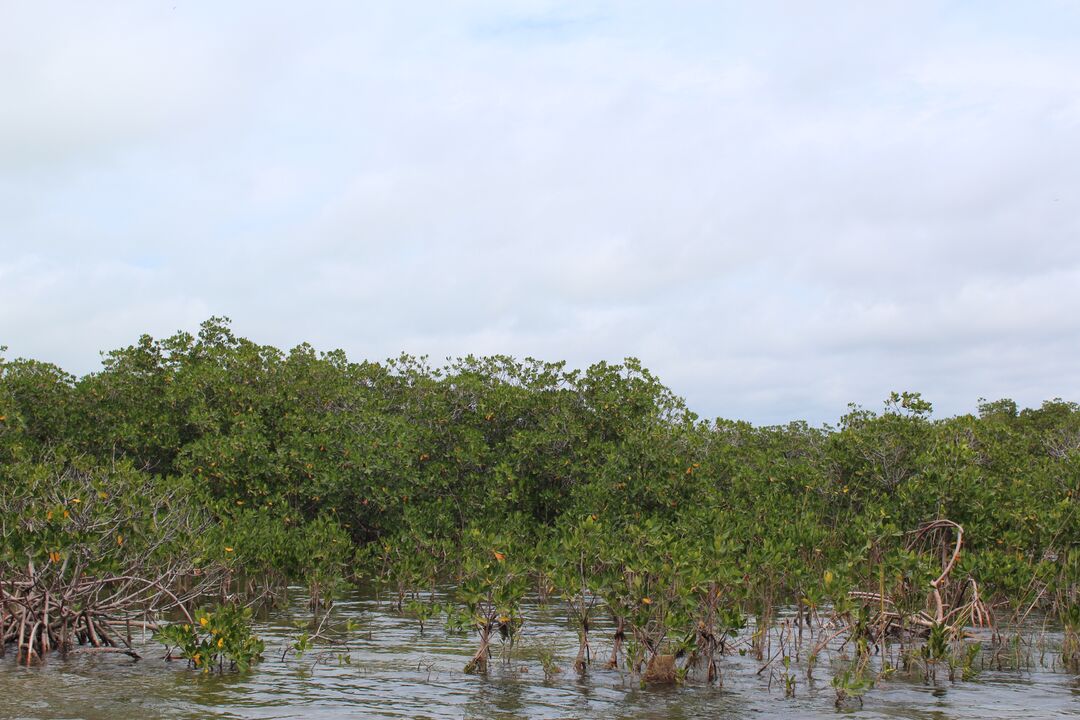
<box><xmin>1</xmin><ymin>589</ymin><xmax>1078</xmax><ymax>719</ymax></box>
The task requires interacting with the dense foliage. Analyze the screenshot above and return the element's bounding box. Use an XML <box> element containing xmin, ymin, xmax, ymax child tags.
<box><xmin>1</xmin><ymin>318</ymin><xmax>1077</xmax><ymax>676</ymax></box>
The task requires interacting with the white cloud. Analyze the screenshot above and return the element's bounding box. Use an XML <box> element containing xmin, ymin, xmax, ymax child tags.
<box><xmin>2</xmin><ymin>1</ymin><xmax>1078</xmax><ymax>424</ymax></box>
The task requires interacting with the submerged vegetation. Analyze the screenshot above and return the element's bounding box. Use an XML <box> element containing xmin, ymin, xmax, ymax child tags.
<box><xmin>1</xmin><ymin>318</ymin><xmax>1078</xmax><ymax>699</ymax></box>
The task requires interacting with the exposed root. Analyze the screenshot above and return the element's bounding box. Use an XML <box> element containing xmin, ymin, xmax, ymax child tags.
<box><xmin>845</xmin><ymin>520</ymin><xmax>992</xmax><ymax>644</ymax></box>
<box><xmin>2</xmin><ymin>562</ymin><xmax>222</xmax><ymax>663</ymax></box>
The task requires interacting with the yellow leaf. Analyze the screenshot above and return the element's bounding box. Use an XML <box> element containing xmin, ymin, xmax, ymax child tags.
<box><xmin>641</xmin><ymin>597</ymin><xmax>652</xmax><ymax>605</ymax></box>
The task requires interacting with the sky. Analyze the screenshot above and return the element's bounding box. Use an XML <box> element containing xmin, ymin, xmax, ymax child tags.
<box><xmin>2</xmin><ymin>1</ymin><xmax>1078</xmax><ymax>425</ymax></box>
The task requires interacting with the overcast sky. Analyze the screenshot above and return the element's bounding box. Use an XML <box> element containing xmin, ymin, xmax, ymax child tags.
<box><xmin>2</xmin><ymin>1</ymin><xmax>1078</xmax><ymax>425</ymax></box>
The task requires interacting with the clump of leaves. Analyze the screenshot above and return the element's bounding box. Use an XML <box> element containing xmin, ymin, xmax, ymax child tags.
<box><xmin>832</xmin><ymin>662</ymin><xmax>874</xmax><ymax>709</ymax></box>
<box><xmin>156</xmin><ymin>604</ymin><xmax>264</xmax><ymax>672</ymax></box>
<box><xmin>441</xmin><ymin>602</ymin><xmax>471</xmax><ymax>633</ymax></box>
<box><xmin>530</xmin><ymin>639</ymin><xmax>564</xmax><ymax>680</ymax></box>
<box><xmin>405</xmin><ymin>598</ymin><xmax>438</xmax><ymax>634</ymax></box>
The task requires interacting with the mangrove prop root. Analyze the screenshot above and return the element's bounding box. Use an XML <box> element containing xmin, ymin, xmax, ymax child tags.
<box><xmin>845</xmin><ymin>520</ymin><xmax>992</xmax><ymax>643</ymax></box>
<box><xmin>607</xmin><ymin>616</ymin><xmax>625</xmax><ymax>669</ymax></box>
<box><xmin>465</xmin><ymin>624</ymin><xmax>492</xmax><ymax>673</ymax></box>
<box><xmin>574</xmin><ymin>627</ymin><xmax>591</xmax><ymax>674</ymax></box>
<box><xmin>2</xmin><ymin>560</ymin><xmax>223</xmax><ymax>663</ymax></box>
<box><xmin>643</xmin><ymin>654</ymin><xmax>676</xmax><ymax>684</ymax></box>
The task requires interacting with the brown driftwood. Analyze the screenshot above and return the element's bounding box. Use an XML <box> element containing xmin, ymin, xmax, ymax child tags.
<box><xmin>67</xmin><ymin>646</ymin><xmax>141</xmax><ymax>659</ymax></box>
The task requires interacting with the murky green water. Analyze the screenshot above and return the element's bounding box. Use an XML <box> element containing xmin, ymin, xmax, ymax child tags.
<box><xmin>2</xmin><ymin>589</ymin><xmax>1078</xmax><ymax>719</ymax></box>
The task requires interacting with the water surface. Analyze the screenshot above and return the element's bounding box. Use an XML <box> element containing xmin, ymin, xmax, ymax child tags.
<box><xmin>1</xmin><ymin>589</ymin><xmax>1077</xmax><ymax>719</ymax></box>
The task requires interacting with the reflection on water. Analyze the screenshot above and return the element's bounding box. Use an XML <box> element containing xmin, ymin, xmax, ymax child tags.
<box><xmin>1</xmin><ymin>589</ymin><xmax>1077</xmax><ymax>719</ymax></box>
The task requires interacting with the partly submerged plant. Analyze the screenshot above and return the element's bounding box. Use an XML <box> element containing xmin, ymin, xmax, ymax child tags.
<box><xmin>156</xmin><ymin>604</ymin><xmax>264</xmax><ymax>673</ymax></box>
